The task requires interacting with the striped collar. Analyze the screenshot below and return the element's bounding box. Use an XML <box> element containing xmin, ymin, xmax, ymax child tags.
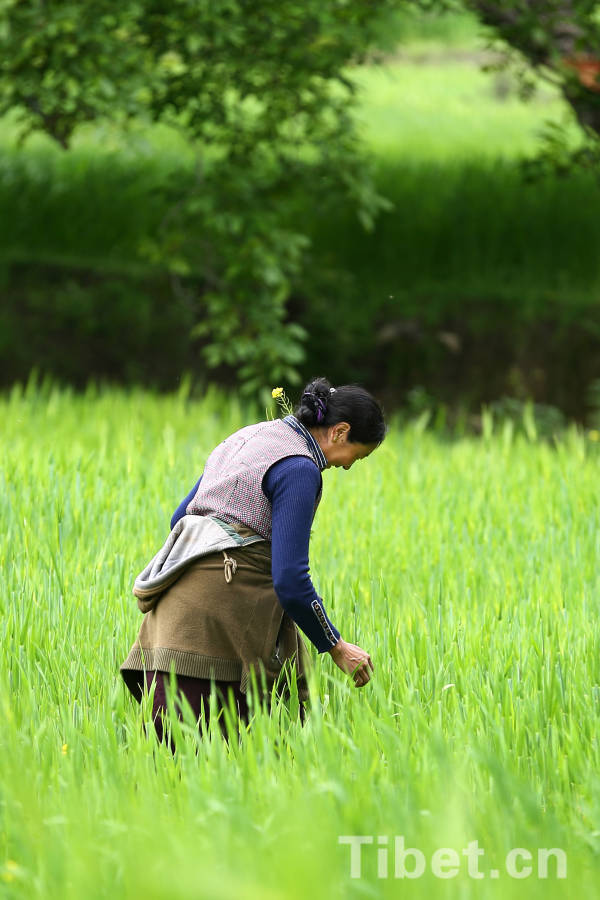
<box><xmin>283</xmin><ymin>415</ymin><xmax>328</xmax><ymax>471</ymax></box>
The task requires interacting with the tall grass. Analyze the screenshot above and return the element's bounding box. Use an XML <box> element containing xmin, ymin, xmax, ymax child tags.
<box><xmin>0</xmin><ymin>118</ymin><xmax>198</xmax><ymax>270</ymax></box>
<box><xmin>372</xmin><ymin>6</ymin><xmax>484</xmax><ymax>49</ymax></box>
<box><xmin>2</xmin><ymin>382</ymin><xmax>600</xmax><ymax>897</ymax></box>
<box><xmin>0</xmin><ymin>60</ymin><xmax>586</xmax><ymax>276</ymax></box>
<box><xmin>351</xmin><ymin>61</ymin><xmax>577</xmax><ymax>161</ymax></box>
<box><xmin>1</xmin><ymin>54</ymin><xmax>596</xmax><ymax>377</ymax></box>
<box><xmin>304</xmin><ymin>157</ymin><xmax>600</xmax><ymax>323</ymax></box>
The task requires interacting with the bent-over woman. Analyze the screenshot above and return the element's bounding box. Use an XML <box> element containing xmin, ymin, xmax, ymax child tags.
<box><xmin>120</xmin><ymin>377</ymin><xmax>386</xmax><ymax>745</ymax></box>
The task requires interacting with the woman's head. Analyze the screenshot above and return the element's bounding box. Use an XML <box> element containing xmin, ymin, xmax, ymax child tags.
<box><xmin>295</xmin><ymin>376</ymin><xmax>386</xmax><ymax>469</ymax></box>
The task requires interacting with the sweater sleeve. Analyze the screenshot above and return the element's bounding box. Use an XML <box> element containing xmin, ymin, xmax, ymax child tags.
<box><xmin>263</xmin><ymin>456</ymin><xmax>341</xmax><ymax>653</ymax></box>
<box><xmin>170</xmin><ymin>476</ymin><xmax>202</xmax><ymax>530</ymax></box>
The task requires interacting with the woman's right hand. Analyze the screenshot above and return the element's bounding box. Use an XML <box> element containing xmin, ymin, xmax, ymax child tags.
<box><xmin>328</xmin><ymin>639</ymin><xmax>374</xmax><ymax>688</ymax></box>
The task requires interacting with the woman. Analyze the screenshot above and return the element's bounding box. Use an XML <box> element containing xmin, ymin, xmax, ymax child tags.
<box><xmin>120</xmin><ymin>377</ymin><xmax>386</xmax><ymax>746</ymax></box>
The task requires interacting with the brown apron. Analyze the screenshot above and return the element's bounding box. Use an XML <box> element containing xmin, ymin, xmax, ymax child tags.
<box><xmin>120</xmin><ymin>527</ymin><xmax>310</xmax><ymax>705</ymax></box>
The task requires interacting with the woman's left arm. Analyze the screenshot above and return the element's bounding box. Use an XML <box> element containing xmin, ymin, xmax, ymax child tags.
<box><xmin>263</xmin><ymin>456</ymin><xmax>341</xmax><ymax>653</ymax></box>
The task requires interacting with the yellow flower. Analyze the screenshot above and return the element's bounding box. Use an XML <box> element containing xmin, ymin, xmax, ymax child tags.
<box><xmin>271</xmin><ymin>387</ymin><xmax>284</xmax><ymax>399</ymax></box>
<box><xmin>61</xmin><ymin>743</ymin><xmax>68</xmax><ymax>754</ymax></box>
<box><xmin>589</xmin><ymin>430</ymin><xmax>599</xmax><ymax>442</ymax></box>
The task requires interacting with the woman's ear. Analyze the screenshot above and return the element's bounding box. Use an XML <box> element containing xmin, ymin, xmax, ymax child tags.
<box><xmin>334</xmin><ymin>422</ymin><xmax>351</xmax><ymax>441</ymax></box>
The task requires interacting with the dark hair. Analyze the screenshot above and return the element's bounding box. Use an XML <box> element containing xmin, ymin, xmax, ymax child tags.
<box><xmin>295</xmin><ymin>376</ymin><xmax>386</xmax><ymax>445</ymax></box>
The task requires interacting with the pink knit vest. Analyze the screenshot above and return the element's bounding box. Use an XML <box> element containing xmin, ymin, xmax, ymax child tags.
<box><xmin>186</xmin><ymin>419</ymin><xmax>323</xmax><ymax>540</ymax></box>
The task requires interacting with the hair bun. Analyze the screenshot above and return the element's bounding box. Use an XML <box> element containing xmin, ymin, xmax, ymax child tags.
<box><xmin>303</xmin><ymin>377</ymin><xmax>332</xmax><ymax>402</ymax></box>
<box><xmin>297</xmin><ymin>376</ymin><xmax>333</xmax><ymax>426</ymax></box>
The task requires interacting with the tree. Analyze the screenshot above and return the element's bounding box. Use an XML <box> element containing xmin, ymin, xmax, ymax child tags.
<box><xmin>416</xmin><ymin>0</ymin><xmax>600</xmax><ymax>169</ymax></box>
<box><xmin>0</xmin><ymin>0</ymin><xmax>397</xmax><ymax>392</ymax></box>
<box><xmin>470</xmin><ymin>0</ymin><xmax>600</xmax><ymax>134</ymax></box>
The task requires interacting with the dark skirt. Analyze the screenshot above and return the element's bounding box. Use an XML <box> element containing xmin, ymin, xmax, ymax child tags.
<box><xmin>144</xmin><ymin>670</ymin><xmax>249</xmax><ymax>750</ymax></box>
<box><xmin>143</xmin><ymin>669</ymin><xmax>305</xmax><ymax>752</ymax></box>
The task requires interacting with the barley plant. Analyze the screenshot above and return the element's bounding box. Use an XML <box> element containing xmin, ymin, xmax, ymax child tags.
<box><xmin>1</xmin><ymin>381</ymin><xmax>599</xmax><ymax>898</ymax></box>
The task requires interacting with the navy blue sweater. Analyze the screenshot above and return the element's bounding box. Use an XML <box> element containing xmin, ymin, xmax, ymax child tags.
<box><xmin>170</xmin><ymin>456</ymin><xmax>341</xmax><ymax>653</ymax></box>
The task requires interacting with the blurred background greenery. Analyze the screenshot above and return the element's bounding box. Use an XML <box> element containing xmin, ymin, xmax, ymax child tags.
<box><xmin>1</xmin><ymin>1</ymin><xmax>600</xmax><ymax>422</ymax></box>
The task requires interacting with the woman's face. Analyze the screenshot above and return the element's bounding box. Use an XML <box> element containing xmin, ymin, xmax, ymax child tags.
<box><xmin>320</xmin><ymin>422</ymin><xmax>377</xmax><ymax>470</ymax></box>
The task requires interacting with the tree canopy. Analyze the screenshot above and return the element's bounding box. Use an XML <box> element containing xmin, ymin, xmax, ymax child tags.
<box><xmin>418</xmin><ymin>0</ymin><xmax>600</xmax><ymax>167</ymax></box>
<box><xmin>2</xmin><ymin>0</ymin><xmax>599</xmax><ymax>390</ymax></box>
<box><xmin>0</xmin><ymin>0</ymin><xmax>397</xmax><ymax>391</ymax></box>
<box><xmin>470</xmin><ymin>0</ymin><xmax>600</xmax><ymax>135</ymax></box>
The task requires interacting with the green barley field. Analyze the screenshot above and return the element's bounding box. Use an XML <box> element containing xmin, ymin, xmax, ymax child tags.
<box><xmin>2</xmin><ymin>381</ymin><xmax>600</xmax><ymax>898</ymax></box>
